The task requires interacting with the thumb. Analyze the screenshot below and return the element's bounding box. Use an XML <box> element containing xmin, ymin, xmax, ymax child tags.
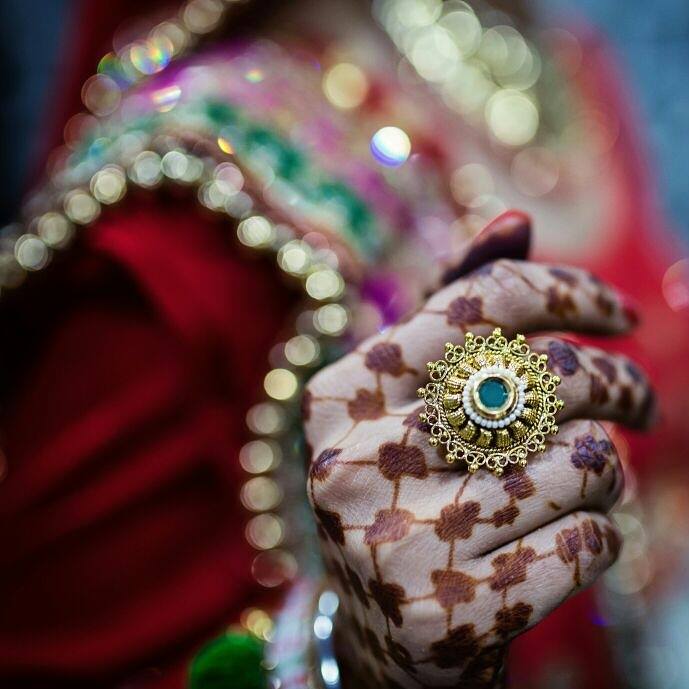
<box><xmin>438</xmin><ymin>209</ymin><xmax>532</xmax><ymax>288</ymax></box>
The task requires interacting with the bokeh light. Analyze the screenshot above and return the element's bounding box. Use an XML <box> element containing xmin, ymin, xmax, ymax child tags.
<box><xmin>323</xmin><ymin>63</ymin><xmax>369</xmax><ymax>109</ymax></box>
<box><xmin>239</xmin><ymin>440</ymin><xmax>282</xmax><ymax>474</ymax></box>
<box><xmin>151</xmin><ymin>84</ymin><xmax>182</xmax><ymax>112</ymax></box>
<box><xmin>128</xmin><ymin>37</ymin><xmax>173</xmax><ymax>75</ymax></box>
<box><xmin>370</xmin><ymin>126</ymin><xmax>412</xmax><ymax>167</ymax></box>
<box><xmin>264</xmin><ymin>368</ymin><xmax>298</xmax><ymax>401</ymax></box>
<box><xmin>485</xmin><ymin>89</ymin><xmax>539</xmax><ymax>146</ymax></box>
<box><xmin>662</xmin><ymin>259</ymin><xmax>689</xmax><ymax>312</ymax></box>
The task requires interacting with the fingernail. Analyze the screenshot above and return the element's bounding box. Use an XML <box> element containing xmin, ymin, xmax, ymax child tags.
<box><xmin>441</xmin><ymin>209</ymin><xmax>532</xmax><ymax>285</ymax></box>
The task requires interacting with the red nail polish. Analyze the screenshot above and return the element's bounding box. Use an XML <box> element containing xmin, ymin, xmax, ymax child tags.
<box><xmin>485</xmin><ymin>209</ymin><xmax>532</xmax><ymax>239</ymax></box>
<box><xmin>441</xmin><ymin>209</ymin><xmax>532</xmax><ymax>284</ymax></box>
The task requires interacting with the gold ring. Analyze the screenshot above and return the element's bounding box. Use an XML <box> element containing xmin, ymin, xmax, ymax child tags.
<box><xmin>417</xmin><ymin>328</ymin><xmax>564</xmax><ymax>476</ymax></box>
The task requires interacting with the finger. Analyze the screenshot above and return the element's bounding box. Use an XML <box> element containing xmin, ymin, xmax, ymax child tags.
<box><xmin>529</xmin><ymin>336</ymin><xmax>657</xmax><ymax>429</ymax></box>
<box><xmin>437</xmin><ymin>210</ymin><xmax>531</xmax><ymax>288</ymax></box>
<box><xmin>454</xmin><ymin>420</ymin><xmax>623</xmax><ymax>558</ymax></box>
<box><xmin>309</xmin><ymin>259</ymin><xmax>638</xmax><ymax>414</ymax></box>
<box><xmin>382</xmin><ymin>260</ymin><xmax>637</xmax><ymax>403</ymax></box>
<box><xmin>471</xmin><ymin>511</ymin><xmax>621</xmax><ymax>645</ymax></box>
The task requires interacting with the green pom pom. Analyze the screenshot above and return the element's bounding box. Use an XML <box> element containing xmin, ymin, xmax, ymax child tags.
<box><xmin>188</xmin><ymin>630</ymin><xmax>265</xmax><ymax>689</ymax></box>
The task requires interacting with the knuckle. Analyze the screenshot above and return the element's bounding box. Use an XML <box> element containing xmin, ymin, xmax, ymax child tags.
<box><xmin>426</xmin><ymin>280</ymin><xmax>467</xmax><ymax>311</ymax></box>
<box><xmin>582</xmin><ymin>418</ymin><xmax>608</xmax><ymax>439</ymax></box>
<box><xmin>590</xmin><ymin>419</ymin><xmax>616</xmax><ymax>449</ymax></box>
<box><xmin>528</xmin><ymin>334</ymin><xmax>550</xmax><ymax>348</ymax></box>
<box><xmin>620</xmin><ymin>353</ymin><xmax>650</xmax><ymax>386</ymax></box>
<box><xmin>308</xmin><ymin>452</ymin><xmax>340</xmax><ymax>489</ymax></box>
<box><xmin>552</xmin><ymin>263</ymin><xmax>599</xmax><ymax>288</ymax></box>
<box><xmin>582</xmin><ymin>515</ymin><xmax>622</xmax><ymax>568</ymax></box>
<box><xmin>593</xmin><ymin>421</ymin><xmax>620</xmax><ymax>460</ymax></box>
<box><xmin>308</xmin><ymin>446</ymin><xmax>353</xmax><ymax>491</ymax></box>
<box><xmin>491</xmin><ymin>257</ymin><xmax>520</xmax><ymax>274</ymax></box>
<box><xmin>555</xmin><ymin>512</ymin><xmax>619</xmax><ymax>563</ymax></box>
<box><xmin>568</xmin><ymin>419</ymin><xmax>621</xmax><ymax>469</ymax></box>
<box><xmin>485</xmin><ymin>260</ymin><xmax>519</xmax><ymax>290</ymax></box>
<box><xmin>530</xmin><ymin>334</ymin><xmax>565</xmax><ymax>352</ymax></box>
<box><xmin>485</xmin><ymin>260</ymin><xmax>534</xmax><ymax>304</ymax></box>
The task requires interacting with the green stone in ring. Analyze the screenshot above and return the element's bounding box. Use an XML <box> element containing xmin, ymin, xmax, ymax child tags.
<box><xmin>477</xmin><ymin>377</ymin><xmax>510</xmax><ymax>410</ymax></box>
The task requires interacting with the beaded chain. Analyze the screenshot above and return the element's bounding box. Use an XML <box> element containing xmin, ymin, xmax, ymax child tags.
<box><xmin>2</xmin><ymin>92</ymin><xmax>355</xmax><ymax>684</ymax></box>
<box><xmin>3</xmin><ymin>90</ymin><xmax>374</xmax><ymax>586</ymax></box>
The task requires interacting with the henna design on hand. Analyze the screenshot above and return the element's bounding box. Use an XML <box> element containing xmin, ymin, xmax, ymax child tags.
<box><xmin>304</xmin><ymin>259</ymin><xmax>654</xmax><ymax>688</ymax></box>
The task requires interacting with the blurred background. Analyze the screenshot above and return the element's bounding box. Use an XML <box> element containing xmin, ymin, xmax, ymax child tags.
<box><xmin>547</xmin><ymin>0</ymin><xmax>689</xmax><ymax>244</ymax></box>
<box><xmin>0</xmin><ymin>2</ymin><xmax>687</xmax><ymax>689</ymax></box>
<box><xmin>2</xmin><ymin>0</ymin><xmax>688</xmax><ymax>244</ymax></box>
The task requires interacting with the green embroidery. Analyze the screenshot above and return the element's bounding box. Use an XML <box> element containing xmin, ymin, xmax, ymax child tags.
<box><xmin>73</xmin><ymin>97</ymin><xmax>383</xmax><ymax>258</ymax></box>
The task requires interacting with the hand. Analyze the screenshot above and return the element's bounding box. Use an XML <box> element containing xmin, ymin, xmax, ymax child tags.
<box><xmin>303</xmin><ymin>214</ymin><xmax>655</xmax><ymax>688</ymax></box>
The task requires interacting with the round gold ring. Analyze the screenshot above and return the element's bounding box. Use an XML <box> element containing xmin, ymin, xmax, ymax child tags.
<box><xmin>417</xmin><ymin>328</ymin><xmax>564</xmax><ymax>476</ymax></box>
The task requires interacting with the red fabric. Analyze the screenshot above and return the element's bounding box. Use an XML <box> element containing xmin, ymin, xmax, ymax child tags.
<box><xmin>5</xmin><ymin>2</ymin><xmax>295</xmax><ymax>685</ymax></box>
<box><xmin>0</xmin><ymin>196</ymin><xmax>298</xmax><ymax>687</ymax></box>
